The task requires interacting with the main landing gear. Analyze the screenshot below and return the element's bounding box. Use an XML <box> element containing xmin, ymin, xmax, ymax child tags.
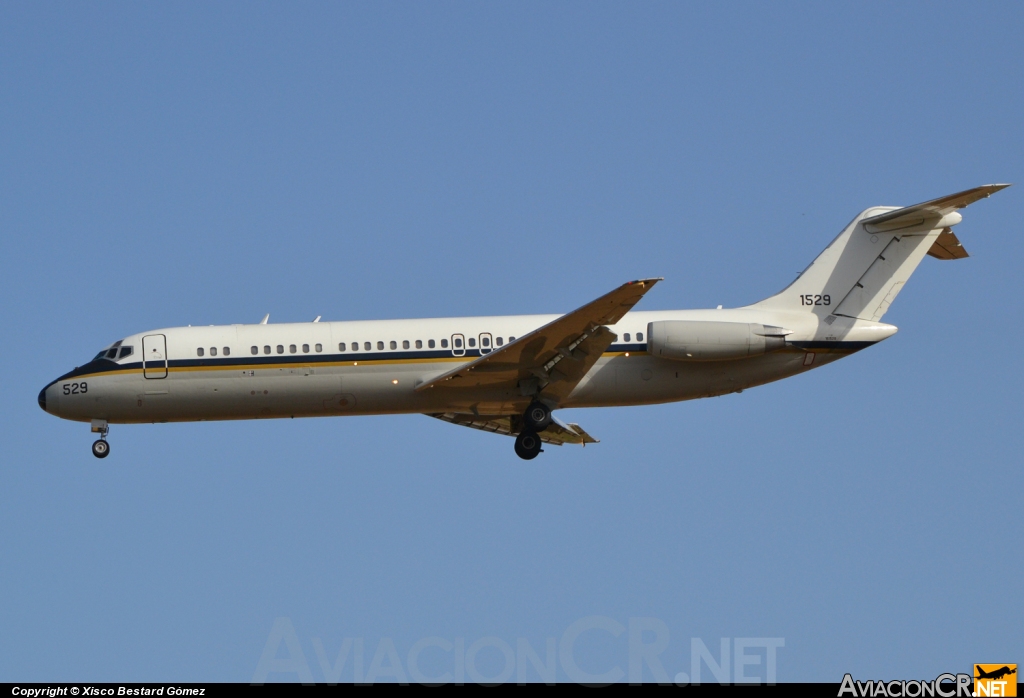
<box><xmin>514</xmin><ymin>401</ymin><xmax>551</xmax><ymax>460</ymax></box>
<box><xmin>91</xmin><ymin>419</ymin><xmax>110</xmax><ymax>459</ymax></box>
<box><xmin>515</xmin><ymin>430</ymin><xmax>542</xmax><ymax>460</ymax></box>
<box><xmin>523</xmin><ymin>401</ymin><xmax>552</xmax><ymax>430</ymax></box>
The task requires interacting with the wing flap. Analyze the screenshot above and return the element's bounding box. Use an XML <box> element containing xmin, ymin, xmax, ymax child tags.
<box><xmin>429</xmin><ymin>412</ymin><xmax>599</xmax><ymax>446</ymax></box>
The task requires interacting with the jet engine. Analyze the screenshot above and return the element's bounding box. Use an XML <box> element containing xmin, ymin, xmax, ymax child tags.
<box><xmin>646</xmin><ymin>321</ymin><xmax>791</xmax><ymax>361</ymax></box>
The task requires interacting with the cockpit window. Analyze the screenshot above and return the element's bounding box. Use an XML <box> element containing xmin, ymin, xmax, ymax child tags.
<box><xmin>118</xmin><ymin>346</ymin><xmax>134</xmax><ymax>360</ymax></box>
<box><xmin>92</xmin><ymin>340</ymin><xmax>127</xmax><ymax>362</ymax></box>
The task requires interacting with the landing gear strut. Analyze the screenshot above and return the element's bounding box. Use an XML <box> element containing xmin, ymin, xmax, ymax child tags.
<box><xmin>91</xmin><ymin>419</ymin><xmax>110</xmax><ymax>459</ymax></box>
<box><xmin>515</xmin><ymin>430</ymin><xmax>542</xmax><ymax>460</ymax></box>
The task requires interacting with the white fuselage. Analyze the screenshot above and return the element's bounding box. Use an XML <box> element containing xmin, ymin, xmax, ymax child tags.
<box><xmin>39</xmin><ymin>307</ymin><xmax>895</xmax><ymax>425</ymax></box>
<box><xmin>40</xmin><ymin>184</ymin><xmax>1009</xmax><ymax>458</ymax></box>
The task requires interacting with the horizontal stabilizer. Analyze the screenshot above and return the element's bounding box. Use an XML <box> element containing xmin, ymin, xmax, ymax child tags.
<box><xmin>862</xmin><ymin>184</ymin><xmax>1010</xmax><ymax>233</ymax></box>
<box><xmin>927</xmin><ymin>228</ymin><xmax>969</xmax><ymax>260</ymax></box>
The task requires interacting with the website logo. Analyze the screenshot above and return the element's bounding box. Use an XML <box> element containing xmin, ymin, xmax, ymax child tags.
<box><xmin>974</xmin><ymin>664</ymin><xmax>1017</xmax><ymax>697</ymax></box>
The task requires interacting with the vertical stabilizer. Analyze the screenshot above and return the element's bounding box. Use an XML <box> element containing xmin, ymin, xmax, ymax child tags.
<box><xmin>749</xmin><ymin>185</ymin><xmax>1009</xmax><ymax>321</ymax></box>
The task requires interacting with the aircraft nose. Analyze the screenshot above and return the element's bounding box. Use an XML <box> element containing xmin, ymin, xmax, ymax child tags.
<box><xmin>38</xmin><ymin>382</ymin><xmax>59</xmax><ymax>415</ymax></box>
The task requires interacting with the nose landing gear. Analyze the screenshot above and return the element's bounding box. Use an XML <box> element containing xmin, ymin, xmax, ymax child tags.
<box><xmin>91</xmin><ymin>419</ymin><xmax>110</xmax><ymax>459</ymax></box>
<box><xmin>92</xmin><ymin>439</ymin><xmax>110</xmax><ymax>458</ymax></box>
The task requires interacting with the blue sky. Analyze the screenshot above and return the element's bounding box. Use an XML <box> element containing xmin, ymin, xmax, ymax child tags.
<box><xmin>1</xmin><ymin>2</ymin><xmax>1021</xmax><ymax>683</ymax></box>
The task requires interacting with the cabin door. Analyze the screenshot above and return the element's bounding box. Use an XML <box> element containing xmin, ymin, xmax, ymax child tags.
<box><xmin>143</xmin><ymin>334</ymin><xmax>168</xmax><ymax>379</ymax></box>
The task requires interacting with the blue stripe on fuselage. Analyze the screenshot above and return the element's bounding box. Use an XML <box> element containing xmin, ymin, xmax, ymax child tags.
<box><xmin>53</xmin><ymin>343</ymin><xmax>653</xmax><ymax>381</ymax></box>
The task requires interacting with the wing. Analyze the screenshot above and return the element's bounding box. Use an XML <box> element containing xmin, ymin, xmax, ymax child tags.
<box><xmin>414</xmin><ymin>278</ymin><xmax>662</xmax><ymax>402</ymax></box>
<box><xmin>430</xmin><ymin>412</ymin><xmax>599</xmax><ymax>446</ymax></box>
<box><xmin>862</xmin><ymin>183</ymin><xmax>1010</xmax><ymax>233</ymax></box>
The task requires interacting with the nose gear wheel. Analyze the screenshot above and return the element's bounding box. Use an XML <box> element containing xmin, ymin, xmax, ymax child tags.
<box><xmin>92</xmin><ymin>439</ymin><xmax>110</xmax><ymax>458</ymax></box>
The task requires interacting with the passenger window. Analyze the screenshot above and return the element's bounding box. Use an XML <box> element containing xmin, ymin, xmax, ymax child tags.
<box><xmin>496</xmin><ymin>337</ymin><xmax>503</xmax><ymax>346</ymax></box>
<box><xmin>118</xmin><ymin>346</ymin><xmax>134</xmax><ymax>359</ymax></box>
<box><xmin>364</xmin><ymin>342</ymin><xmax>371</xmax><ymax>351</ymax></box>
<box><xmin>223</xmin><ymin>347</ymin><xmax>230</xmax><ymax>356</ymax></box>
<box><xmin>277</xmin><ymin>345</ymin><xmax>284</xmax><ymax>354</ymax></box>
<box><xmin>415</xmin><ymin>340</ymin><xmax>422</xmax><ymax>349</ymax></box>
<box><xmin>302</xmin><ymin>344</ymin><xmax>309</xmax><ymax>353</ymax></box>
<box><xmin>454</xmin><ymin>337</ymin><xmax>463</xmax><ymax>348</ymax></box>
<box><xmin>210</xmin><ymin>347</ymin><xmax>218</xmax><ymax>357</ymax></box>
<box><xmin>315</xmin><ymin>344</ymin><xmax>322</xmax><ymax>352</ymax></box>
<box><xmin>339</xmin><ymin>343</ymin><xmax>346</xmax><ymax>352</ymax></box>
<box><xmin>624</xmin><ymin>333</ymin><xmax>631</xmax><ymax>342</ymax></box>
<box><xmin>289</xmin><ymin>344</ymin><xmax>297</xmax><ymax>354</ymax></box>
<box><xmin>251</xmin><ymin>346</ymin><xmax>257</xmax><ymax>355</ymax></box>
<box><xmin>509</xmin><ymin>336</ymin><xmax>515</xmax><ymax>342</ymax></box>
<box><xmin>197</xmin><ymin>348</ymin><xmax>205</xmax><ymax>357</ymax></box>
<box><xmin>402</xmin><ymin>340</ymin><xmax>410</xmax><ymax>349</ymax></box>
<box><xmin>264</xmin><ymin>345</ymin><xmax>271</xmax><ymax>355</ymax></box>
<box><xmin>468</xmin><ymin>337</ymin><xmax>476</xmax><ymax>347</ymax></box>
<box><xmin>441</xmin><ymin>339</ymin><xmax>448</xmax><ymax>348</ymax></box>
<box><xmin>390</xmin><ymin>341</ymin><xmax>397</xmax><ymax>350</ymax></box>
<box><xmin>482</xmin><ymin>336</ymin><xmax>490</xmax><ymax>347</ymax></box>
<box><xmin>429</xmin><ymin>339</ymin><xmax>436</xmax><ymax>349</ymax></box>
<box><xmin>637</xmin><ymin>332</ymin><xmax>643</xmax><ymax>342</ymax></box>
<box><xmin>377</xmin><ymin>341</ymin><xmax>384</xmax><ymax>350</ymax></box>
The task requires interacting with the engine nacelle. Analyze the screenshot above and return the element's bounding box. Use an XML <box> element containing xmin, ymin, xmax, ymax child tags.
<box><xmin>646</xmin><ymin>321</ymin><xmax>790</xmax><ymax>361</ymax></box>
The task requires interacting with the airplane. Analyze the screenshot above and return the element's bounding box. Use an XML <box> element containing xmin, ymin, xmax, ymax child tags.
<box><xmin>975</xmin><ymin>666</ymin><xmax>1016</xmax><ymax>681</ymax></box>
<box><xmin>974</xmin><ymin>663</ymin><xmax>1015</xmax><ymax>679</ymax></box>
<box><xmin>38</xmin><ymin>184</ymin><xmax>1009</xmax><ymax>460</ymax></box>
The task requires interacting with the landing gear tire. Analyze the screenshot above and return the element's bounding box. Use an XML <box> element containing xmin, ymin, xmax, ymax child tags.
<box><xmin>523</xmin><ymin>401</ymin><xmax>552</xmax><ymax>431</ymax></box>
<box><xmin>515</xmin><ymin>430</ymin><xmax>543</xmax><ymax>460</ymax></box>
<box><xmin>92</xmin><ymin>439</ymin><xmax>110</xmax><ymax>459</ymax></box>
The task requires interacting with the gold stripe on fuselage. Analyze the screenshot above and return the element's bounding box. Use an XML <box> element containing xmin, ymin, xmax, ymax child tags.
<box><xmin>63</xmin><ymin>346</ymin><xmax>859</xmax><ymax>382</ymax></box>
<box><xmin>68</xmin><ymin>352</ymin><xmax>644</xmax><ymax>380</ymax></box>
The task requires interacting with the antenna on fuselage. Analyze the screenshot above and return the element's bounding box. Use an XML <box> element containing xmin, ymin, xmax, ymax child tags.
<box><xmin>260</xmin><ymin>314</ymin><xmax>270</xmax><ymax>324</ymax></box>
<box><xmin>313</xmin><ymin>316</ymin><xmax>321</xmax><ymax>323</ymax></box>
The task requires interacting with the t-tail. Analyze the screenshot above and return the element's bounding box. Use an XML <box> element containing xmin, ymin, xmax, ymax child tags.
<box><xmin>751</xmin><ymin>184</ymin><xmax>1010</xmax><ymax>319</ymax></box>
